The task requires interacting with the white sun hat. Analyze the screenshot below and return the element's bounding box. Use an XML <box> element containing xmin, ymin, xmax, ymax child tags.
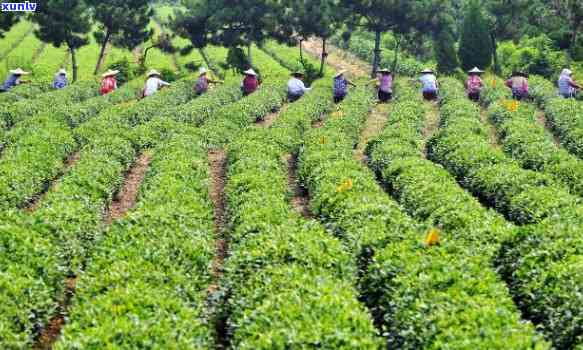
<box><xmin>378</xmin><ymin>68</ymin><xmax>391</xmax><ymax>73</ymax></box>
<box><xmin>562</xmin><ymin>68</ymin><xmax>573</xmax><ymax>76</ymax></box>
<box><xmin>244</xmin><ymin>68</ymin><xmax>257</xmax><ymax>76</ymax></box>
<box><xmin>10</xmin><ymin>68</ymin><xmax>29</xmax><ymax>75</ymax></box>
<box><xmin>335</xmin><ymin>69</ymin><xmax>347</xmax><ymax>78</ymax></box>
<box><xmin>469</xmin><ymin>67</ymin><xmax>484</xmax><ymax>74</ymax></box>
<box><xmin>421</xmin><ymin>68</ymin><xmax>434</xmax><ymax>74</ymax></box>
<box><xmin>102</xmin><ymin>69</ymin><xmax>119</xmax><ymax>78</ymax></box>
<box><xmin>199</xmin><ymin>67</ymin><xmax>208</xmax><ymax>75</ymax></box>
<box><xmin>147</xmin><ymin>69</ymin><xmax>161</xmax><ymax>77</ymax></box>
<box><xmin>57</xmin><ymin>68</ymin><xmax>67</xmax><ymax>76</ymax></box>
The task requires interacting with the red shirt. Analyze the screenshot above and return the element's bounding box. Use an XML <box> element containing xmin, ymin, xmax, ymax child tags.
<box><xmin>243</xmin><ymin>76</ymin><xmax>259</xmax><ymax>94</ymax></box>
<box><xmin>100</xmin><ymin>76</ymin><xmax>117</xmax><ymax>95</ymax></box>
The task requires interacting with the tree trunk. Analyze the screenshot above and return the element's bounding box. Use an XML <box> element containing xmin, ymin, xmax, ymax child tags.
<box><xmin>71</xmin><ymin>47</ymin><xmax>78</xmax><ymax>83</ymax></box>
<box><xmin>372</xmin><ymin>30</ymin><xmax>382</xmax><ymax>78</ymax></box>
<box><xmin>571</xmin><ymin>25</ymin><xmax>579</xmax><ymax>57</ymax></box>
<box><xmin>319</xmin><ymin>38</ymin><xmax>327</xmax><ymax>77</ymax></box>
<box><xmin>391</xmin><ymin>35</ymin><xmax>402</xmax><ymax>75</ymax></box>
<box><xmin>247</xmin><ymin>43</ymin><xmax>253</xmax><ymax>67</ymax></box>
<box><xmin>299</xmin><ymin>38</ymin><xmax>304</xmax><ymax>62</ymax></box>
<box><xmin>94</xmin><ymin>29</ymin><xmax>111</xmax><ymax>75</ymax></box>
<box><xmin>141</xmin><ymin>45</ymin><xmax>154</xmax><ymax>67</ymax></box>
<box><xmin>199</xmin><ymin>47</ymin><xmax>211</xmax><ymax>69</ymax></box>
<box><xmin>491</xmin><ymin>32</ymin><xmax>500</xmax><ymax>74</ymax></box>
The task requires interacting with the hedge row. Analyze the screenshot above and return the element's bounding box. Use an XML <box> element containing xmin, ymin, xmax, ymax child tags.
<box><xmin>0</xmin><ymin>86</ymin><xmax>140</xmax><ymax>211</ymax></box>
<box><xmin>0</xmin><ymin>76</ymin><xmax>213</xmax><ymax>346</ymax></box>
<box><xmin>427</xmin><ymin>77</ymin><xmax>579</xmax><ymax>225</ymax></box>
<box><xmin>0</xmin><ymin>80</ymin><xmax>53</xmax><ymax>106</ymax></box>
<box><xmin>365</xmin><ymin>80</ymin><xmax>547</xmax><ymax>349</ymax></box>
<box><xmin>0</xmin><ymin>80</ymin><xmax>99</xmax><ymax>130</ymax></box>
<box><xmin>298</xmin><ymin>87</ymin><xmax>441</xmax><ymax>349</ymax></box>
<box><xmin>0</xmin><ymin>211</ymin><xmax>63</xmax><ymax>348</ymax></box>
<box><xmin>428</xmin><ymin>78</ymin><xmax>583</xmax><ymax>348</ymax></box>
<box><xmin>529</xmin><ymin>75</ymin><xmax>583</xmax><ymax>160</ymax></box>
<box><xmin>299</xmin><ymin>87</ymin><xmax>415</xmax><ymax>256</ymax></box>
<box><xmin>0</xmin><ymin>119</ymin><xmax>135</xmax><ymax>348</ymax></box>
<box><xmin>223</xmin><ymin>81</ymin><xmax>382</xmax><ymax>348</ymax></box>
<box><xmin>481</xmin><ymin>80</ymin><xmax>583</xmax><ymax>197</ymax></box>
<box><xmin>0</xmin><ymin>54</ymin><xmax>292</xmax><ymax>348</ymax></box>
<box><xmin>54</xmin><ymin>131</ymin><xmax>215</xmax><ymax>349</ymax></box>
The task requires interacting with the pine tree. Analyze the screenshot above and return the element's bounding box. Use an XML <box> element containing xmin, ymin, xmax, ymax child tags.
<box><xmin>435</xmin><ymin>30</ymin><xmax>459</xmax><ymax>74</ymax></box>
<box><xmin>458</xmin><ymin>0</ymin><xmax>493</xmax><ymax>70</ymax></box>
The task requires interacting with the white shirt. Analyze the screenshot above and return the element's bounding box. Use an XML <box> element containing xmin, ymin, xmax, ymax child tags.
<box><xmin>144</xmin><ymin>77</ymin><xmax>170</xmax><ymax>97</ymax></box>
<box><xmin>419</xmin><ymin>74</ymin><xmax>438</xmax><ymax>92</ymax></box>
<box><xmin>287</xmin><ymin>78</ymin><xmax>311</xmax><ymax>95</ymax></box>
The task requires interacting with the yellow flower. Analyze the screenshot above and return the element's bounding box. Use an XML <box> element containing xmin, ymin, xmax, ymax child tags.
<box><xmin>336</xmin><ymin>178</ymin><xmax>354</xmax><ymax>193</ymax></box>
<box><xmin>319</xmin><ymin>136</ymin><xmax>327</xmax><ymax>145</ymax></box>
<box><xmin>331</xmin><ymin>110</ymin><xmax>344</xmax><ymax>118</ymax></box>
<box><xmin>424</xmin><ymin>227</ymin><xmax>441</xmax><ymax>247</ymax></box>
<box><xmin>502</xmin><ymin>99</ymin><xmax>519</xmax><ymax>113</ymax></box>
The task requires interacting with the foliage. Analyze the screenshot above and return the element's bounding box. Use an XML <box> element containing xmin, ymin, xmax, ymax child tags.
<box><xmin>0</xmin><ymin>12</ymin><xmax>19</xmax><ymax>38</ymax></box>
<box><xmin>435</xmin><ymin>29</ymin><xmax>460</xmax><ymax>74</ymax></box>
<box><xmin>497</xmin><ymin>35</ymin><xmax>568</xmax><ymax>79</ymax></box>
<box><xmin>458</xmin><ymin>0</ymin><xmax>493</xmax><ymax>70</ymax></box>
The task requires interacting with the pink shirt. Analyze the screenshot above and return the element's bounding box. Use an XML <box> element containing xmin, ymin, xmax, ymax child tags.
<box><xmin>379</xmin><ymin>74</ymin><xmax>393</xmax><ymax>93</ymax></box>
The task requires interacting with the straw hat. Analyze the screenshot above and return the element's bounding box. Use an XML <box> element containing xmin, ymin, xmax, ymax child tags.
<box><xmin>334</xmin><ymin>69</ymin><xmax>347</xmax><ymax>78</ymax></box>
<box><xmin>468</xmin><ymin>67</ymin><xmax>484</xmax><ymax>74</ymax></box>
<box><xmin>102</xmin><ymin>69</ymin><xmax>119</xmax><ymax>78</ymax></box>
<box><xmin>10</xmin><ymin>68</ymin><xmax>29</xmax><ymax>75</ymax></box>
<box><xmin>378</xmin><ymin>68</ymin><xmax>391</xmax><ymax>74</ymax></box>
<box><xmin>147</xmin><ymin>69</ymin><xmax>161</xmax><ymax>77</ymax></box>
<box><xmin>199</xmin><ymin>67</ymin><xmax>208</xmax><ymax>75</ymax></box>
<box><xmin>57</xmin><ymin>68</ymin><xmax>67</xmax><ymax>76</ymax></box>
<box><xmin>244</xmin><ymin>68</ymin><xmax>257</xmax><ymax>76</ymax></box>
<box><xmin>292</xmin><ymin>71</ymin><xmax>305</xmax><ymax>77</ymax></box>
<box><xmin>421</xmin><ymin>68</ymin><xmax>434</xmax><ymax>74</ymax></box>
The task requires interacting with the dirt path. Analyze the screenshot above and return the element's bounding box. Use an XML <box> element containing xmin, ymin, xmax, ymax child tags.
<box><xmin>255</xmin><ymin>105</ymin><xmax>288</xmax><ymax>128</ymax></box>
<box><xmin>284</xmin><ymin>154</ymin><xmax>312</xmax><ymax>218</ymax></box>
<box><xmin>536</xmin><ymin>111</ymin><xmax>562</xmax><ymax>147</ymax></box>
<box><xmin>207</xmin><ymin>149</ymin><xmax>230</xmax><ymax>350</ymax></box>
<box><xmin>104</xmin><ymin>152</ymin><xmax>152</xmax><ymax>224</ymax></box>
<box><xmin>303</xmin><ymin>38</ymin><xmax>369</xmax><ymax>78</ymax></box>
<box><xmin>480</xmin><ymin>108</ymin><xmax>502</xmax><ymax>150</ymax></box>
<box><xmin>34</xmin><ymin>277</ymin><xmax>76</xmax><ymax>350</ymax></box>
<box><xmin>207</xmin><ymin>149</ymin><xmax>228</xmax><ymax>291</ymax></box>
<box><xmin>25</xmin><ymin>152</ymin><xmax>81</xmax><ymax>213</ymax></box>
<box><xmin>422</xmin><ymin>103</ymin><xmax>441</xmax><ymax>157</ymax></box>
<box><xmin>354</xmin><ymin>103</ymin><xmax>391</xmax><ymax>163</ymax></box>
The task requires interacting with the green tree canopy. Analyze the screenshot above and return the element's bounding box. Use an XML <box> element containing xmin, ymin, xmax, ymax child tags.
<box><xmin>32</xmin><ymin>0</ymin><xmax>91</xmax><ymax>82</ymax></box>
<box><xmin>458</xmin><ymin>0</ymin><xmax>493</xmax><ymax>71</ymax></box>
<box><xmin>86</xmin><ymin>0</ymin><xmax>154</xmax><ymax>75</ymax></box>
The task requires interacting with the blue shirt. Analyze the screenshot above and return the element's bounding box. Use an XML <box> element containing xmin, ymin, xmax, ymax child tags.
<box><xmin>53</xmin><ymin>75</ymin><xmax>68</xmax><ymax>89</ymax></box>
<box><xmin>420</xmin><ymin>74</ymin><xmax>438</xmax><ymax>92</ymax></box>
<box><xmin>0</xmin><ymin>74</ymin><xmax>19</xmax><ymax>91</ymax></box>
<box><xmin>334</xmin><ymin>77</ymin><xmax>349</xmax><ymax>96</ymax></box>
